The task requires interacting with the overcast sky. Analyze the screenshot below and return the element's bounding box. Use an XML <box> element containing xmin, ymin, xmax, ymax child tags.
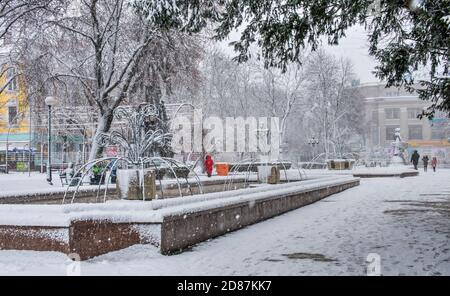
<box><xmin>218</xmin><ymin>25</ymin><xmax>379</xmax><ymax>84</ymax></box>
<box><xmin>323</xmin><ymin>25</ymin><xmax>378</xmax><ymax>84</ymax></box>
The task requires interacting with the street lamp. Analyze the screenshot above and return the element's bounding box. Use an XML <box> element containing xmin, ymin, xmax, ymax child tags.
<box><xmin>308</xmin><ymin>137</ymin><xmax>320</xmax><ymax>146</ymax></box>
<box><xmin>308</xmin><ymin>137</ymin><xmax>320</xmax><ymax>160</ymax></box>
<box><xmin>45</xmin><ymin>96</ymin><xmax>57</xmax><ymax>185</ymax></box>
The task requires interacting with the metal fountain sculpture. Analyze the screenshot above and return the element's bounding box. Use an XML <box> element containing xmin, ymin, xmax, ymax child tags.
<box><xmin>63</xmin><ymin>104</ymin><xmax>203</xmax><ymax>204</ymax></box>
<box><xmin>224</xmin><ymin>124</ymin><xmax>307</xmax><ymax>190</ymax></box>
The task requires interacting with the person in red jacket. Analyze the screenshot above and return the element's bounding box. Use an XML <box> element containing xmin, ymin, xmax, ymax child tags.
<box><xmin>431</xmin><ymin>157</ymin><xmax>438</xmax><ymax>172</ymax></box>
<box><xmin>204</xmin><ymin>155</ymin><xmax>214</xmax><ymax>177</ymax></box>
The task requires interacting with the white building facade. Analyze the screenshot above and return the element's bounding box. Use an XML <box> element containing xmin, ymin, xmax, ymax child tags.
<box><xmin>360</xmin><ymin>83</ymin><xmax>450</xmax><ymax>165</ymax></box>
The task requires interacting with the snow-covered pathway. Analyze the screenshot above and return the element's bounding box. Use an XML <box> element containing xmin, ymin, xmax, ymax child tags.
<box><xmin>0</xmin><ymin>170</ymin><xmax>449</xmax><ymax>276</ymax></box>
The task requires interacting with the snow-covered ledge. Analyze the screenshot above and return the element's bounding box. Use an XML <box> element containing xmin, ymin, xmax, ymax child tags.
<box><xmin>0</xmin><ymin>176</ymin><xmax>359</xmax><ymax>259</ymax></box>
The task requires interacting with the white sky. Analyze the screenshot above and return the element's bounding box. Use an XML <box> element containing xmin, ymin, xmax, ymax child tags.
<box><xmin>218</xmin><ymin>25</ymin><xmax>379</xmax><ymax>84</ymax></box>
<box><xmin>323</xmin><ymin>25</ymin><xmax>378</xmax><ymax>83</ymax></box>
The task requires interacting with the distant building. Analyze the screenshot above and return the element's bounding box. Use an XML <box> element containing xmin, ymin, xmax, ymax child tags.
<box><xmin>360</xmin><ymin>82</ymin><xmax>450</xmax><ymax>164</ymax></box>
<box><xmin>0</xmin><ymin>41</ymin><xmax>89</xmax><ymax>171</ymax></box>
<box><xmin>0</xmin><ymin>45</ymin><xmax>32</xmax><ymax>168</ymax></box>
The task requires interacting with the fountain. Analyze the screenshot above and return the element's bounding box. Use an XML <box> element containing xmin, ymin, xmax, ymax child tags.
<box><xmin>223</xmin><ymin>122</ymin><xmax>306</xmax><ymax>189</ymax></box>
<box><xmin>63</xmin><ymin>104</ymin><xmax>203</xmax><ymax>204</ymax></box>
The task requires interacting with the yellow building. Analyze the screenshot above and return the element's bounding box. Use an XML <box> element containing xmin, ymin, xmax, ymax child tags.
<box><xmin>0</xmin><ymin>47</ymin><xmax>30</xmax><ymax>154</ymax></box>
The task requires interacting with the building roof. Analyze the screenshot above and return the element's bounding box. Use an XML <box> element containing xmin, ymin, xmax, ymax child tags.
<box><xmin>364</xmin><ymin>95</ymin><xmax>420</xmax><ymax>102</ymax></box>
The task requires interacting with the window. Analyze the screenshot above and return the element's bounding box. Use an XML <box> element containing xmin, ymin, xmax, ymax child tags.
<box><xmin>8</xmin><ymin>106</ymin><xmax>18</xmax><ymax>126</ymax></box>
<box><xmin>55</xmin><ymin>143</ymin><xmax>63</xmax><ymax>153</ymax></box>
<box><xmin>6</xmin><ymin>68</ymin><xmax>17</xmax><ymax>92</ymax></box>
<box><xmin>372</xmin><ymin>110</ymin><xmax>378</xmax><ymax>124</ymax></box>
<box><xmin>408</xmin><ymin>108</ymin><xmax>422</xmax><ymax>119</ymax></box>
<box><xmin>408</xmin><ymin>125</ymin><xmax>423</xmax><ymax>140</ymax></box>
<box><xmin>371</xmin><ymin>126</ymin><xmax>380</xmax><ymax>145</ymax></box>
<box><xmin>431</xmin><ymin>129</ymin><xmax>446</xmax><ymax>140</ymax></box>
<box><xmin>431</xmin><ymin>122</ymin><xmax>447</xmax><ymax>140</ymax></box>
<box><xmin>386</xmin><ymin>126</ymin><xmax>399</xmax><ymax>141</ymax></box>
<box><xmin>385</xmin><ymin>108</ymin><xmax>400</xmax><ymax>119</ymax></box>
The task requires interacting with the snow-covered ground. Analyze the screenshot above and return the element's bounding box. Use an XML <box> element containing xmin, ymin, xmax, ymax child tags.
<box><xmin>0</xmin><ymin>172</ymin><xmax>58</xmax><ymax>193</ymax></box>
<box><xmin>0</xmin><ymin>172</ymin><xmax>235</xmax><ymax>198</ymax></box>
<box><xmin>1</xmin><ymin>169</ymin><xmax>450</xmax><ymax>275</ymax></box>
<box><xmin>0</xmin><ymin>170</ymin><xmax>306</xmax><ymax>198</ymax></box>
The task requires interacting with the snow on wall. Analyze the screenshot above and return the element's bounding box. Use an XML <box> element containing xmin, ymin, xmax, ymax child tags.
<box><xmin>131</xmin><ymin>224</ymin><xmax>161</xmax><ymax>247</ymax></box>
<box><xmin>155</xmin><ymin>177</ymin><xmax>360</xmax><ymax>219</ymax></box>
<box><xmin>0</xmin><ymin>227</ymin><xmax>69</xmax><ymax>244</ymax></box>
<box><xmin>0</xmin><ymin>176</ymin><xmax>359</xmax><ymax>227</ymax></box>
<box><xmin>0</xmin><ymin>205</ymin><xmax>69</xmax><ymax>227</ymax></box>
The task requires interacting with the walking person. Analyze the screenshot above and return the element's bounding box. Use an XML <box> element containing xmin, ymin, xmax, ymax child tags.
<box><xmin>431</xmin><ymin>157</ymin><xmax>438</xmax><ymax>172</ymax></box>
<box><xmin>422</xmin><ymin>155</ymin><xmax>429</xmax><ymax>172</ymax></box>
<box><xmin>411</xmin><ymin>150</ymin><xmax>420</xmax><ymax>170</ymax></box>
<box><xmin>204</xmin><ymin>154</ymin><xmax>214</xmax><ymax>178</ymax></box>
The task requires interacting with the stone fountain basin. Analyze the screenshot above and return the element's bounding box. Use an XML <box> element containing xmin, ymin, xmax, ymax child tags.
<box><xmin>0</xmin><ymin>177</ymin><xmax>253</xmax><ymax>205</ymax></box>
<box><xmin>0</xmin><ymin>176</ymin><xmax>359</xmax><ymax>260</ymax></box>
<box><xmin>0</xmin><ymin>172</ymin><xmax>306</xmax><ymax>205</ymax></box>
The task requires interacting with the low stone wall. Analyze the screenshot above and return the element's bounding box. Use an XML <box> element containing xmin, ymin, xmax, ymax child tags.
<box><xmin>160</xmin><ymin>179</ymin><xmax>359</xmax><ymax>254</ymax></box>
<box><xmin>0</xmin><ymin>225</ymin><xmax>70</xmax><ymax>253</ymax></box>
<box><xmin>0</xmin><ymin>222</ymin><xmax>161</xmax><ymax>261</ymax></box>
<box><xmin>0</xmin><ymin>178</ymin><xmax>359</xmax><ymax>260</ymax></box>
<box><xmin>69</xmin><ymin>221</ymin><xmax>160</xmax><ymax>260</ymax></box>
<box><xmin>0</xmin><ymin>188</ymin><xmax>117</xmax><ymax>205</ymax></box>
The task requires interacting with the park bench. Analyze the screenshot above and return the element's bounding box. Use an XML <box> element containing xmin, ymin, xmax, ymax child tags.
<box><xmin>57</xmin><ymin>164</ymin><xmax>89</xmax><ymax>187</ymax></box>
<box><xmin>59</xmin><ymin>171</ymin><xmax>78</xmax><ymax>187</ymax></box>
<box><xmin>59</xmin><ymin>168</ymin><xmax>117</xmax><ymax>187</ymax></box>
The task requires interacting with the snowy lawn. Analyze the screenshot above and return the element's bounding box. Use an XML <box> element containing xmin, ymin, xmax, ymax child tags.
<box><xmin>1</xmin><ymin>169</ymin><xmax>450</xmax><ymax>275</ymax></box>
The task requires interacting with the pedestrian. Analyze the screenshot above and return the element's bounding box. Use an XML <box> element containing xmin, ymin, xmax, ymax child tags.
<box><xmin>411</xmin><ymin>150</ymin><xmax>420</xmax><ymax>170</ymax></box>
<box><xmin>204</xmin><ymin>155</ymin><xmax>214</xmax><ymax>178</ymax></box>
<box><xmin>64</xmin><ymin>163</ymin><xmax>75</xmax><ymax>179</ymax></box>
<box><xmin>422</xmin><ymin>155</ymin><xmax>429</xmax><ymax>172</ymax></box>
<box><xmin>431</xmin><ymin>157</ymin><xmax>438</xmax><ymax>172</ymax></box>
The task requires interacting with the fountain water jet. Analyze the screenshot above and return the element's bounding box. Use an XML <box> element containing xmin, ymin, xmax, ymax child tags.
<box><xmin>63</xmin><ymin>104</ymin><xmax>203</xmax><ymax>204</ymax></box>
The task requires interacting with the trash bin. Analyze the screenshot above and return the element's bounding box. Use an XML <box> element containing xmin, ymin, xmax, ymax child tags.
<box><xmin>216</xmin><ymin>163</ymin><xmax>229</xmax><ymax>176</ymax></box>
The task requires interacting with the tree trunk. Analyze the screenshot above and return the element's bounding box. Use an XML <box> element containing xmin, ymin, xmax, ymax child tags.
<box><xmin>88</xmin><ymin>110</ymin><xmax>114</xmax><ymax>162</ymax></box>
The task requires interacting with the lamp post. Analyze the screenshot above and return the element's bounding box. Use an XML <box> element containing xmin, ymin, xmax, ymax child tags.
<box><xmin>308</xmin><ymin>137</ymin><xmax>320</xmax><ymax>160</ymax></box>
<box><xmin>45</xmin><ymin>96</ymin><xmax>57</xmax><ymax>185</ymax></box>
<box><xmin>5</xmin><ymin>112</ymin><xmax>23</xmax><ymax>174</ymax></box>
<box><xmin>5</xmin><ymin>130</ymin><xmax>10</xmax><ymax>174</ymax></box>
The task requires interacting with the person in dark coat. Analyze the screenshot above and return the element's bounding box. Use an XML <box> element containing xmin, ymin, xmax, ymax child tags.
<box><xmin>204</xmin><ymin>155</ymin><xmax>214</xmax><ymax>178</ymax></box>
<box><xmin>411</xmin><ymin>150</ymin><xmax>420</xmax><ymax>170</ymax></box>
<box><xmin>422</xmin><ymin>155</ymin><xmax>430</xmax><ymax>172</ymax></box>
